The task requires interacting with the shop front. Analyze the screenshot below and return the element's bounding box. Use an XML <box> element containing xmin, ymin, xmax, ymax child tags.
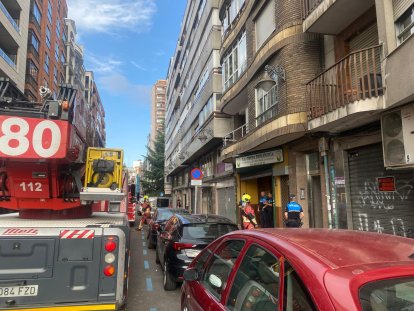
<box><xmin>236</xmin><ymin>149</ymin><xmax>285</xmax><ymax>227</ymax></box>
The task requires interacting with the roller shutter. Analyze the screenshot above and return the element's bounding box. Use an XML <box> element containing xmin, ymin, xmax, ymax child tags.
<box><xmin>393</xmin><ymin>0</ymin><xmax>413</xmax><ymax>19</ymax></box>
<box><xmin>349</xmin><ymin>23</ymin><xmax>379</xmax><ymax>51</ymax></box>
<box><xmin>348</xmin><ymin>143</ymin><xmax>414</xmax><ymax>238</ymax></box>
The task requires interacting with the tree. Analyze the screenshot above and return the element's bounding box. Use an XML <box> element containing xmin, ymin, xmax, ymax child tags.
<box><xmin>141</xmin><ymin>128</ymin><xmax>165</xmax><ymax>196</ymax></box>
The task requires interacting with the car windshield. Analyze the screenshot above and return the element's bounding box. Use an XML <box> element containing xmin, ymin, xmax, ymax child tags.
<box><xmin>360</xmin><ymin>277</ymin><xmax>414</xmax><ymax>311</ymax></box>
<box><xmin>182</xmin><ymin>223</ymin><xmax>237</xmax><ymax>240</ymax></box>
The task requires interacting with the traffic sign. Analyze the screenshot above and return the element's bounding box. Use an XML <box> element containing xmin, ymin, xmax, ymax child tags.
<box><xmin>191</xmin><ymin>180</ymin><xmax>202</xmax><ymax>186</ymax></box>
<box><xmin>191</xmin><ymin>168</ymin><xmax>203</xmax><ymax>180</ymax></box>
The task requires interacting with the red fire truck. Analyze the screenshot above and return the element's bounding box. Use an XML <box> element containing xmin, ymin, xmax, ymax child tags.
<box><xmin>0</xmin><ymin>80</ymin><xmax>130</xmax><ymax>311</ymax></box>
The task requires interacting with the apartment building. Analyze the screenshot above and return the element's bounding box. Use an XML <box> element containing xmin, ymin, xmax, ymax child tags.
<box><xmin>150</xmin><ymin>79</ymin><xmax>167</xmax><ymax>149</ymax></box>
<box><xmin>218</xmin><ymin>0</ymin><xmax>414</xmax><ymax>233</ymax></box>
<box><xmin>84</xmin><ymin>71</ymin><xmax>106</xmax><ymax>147</ymax></box>
<box><xmin>0</xmin><ymin>0</ymin><xmax>30</xmax><ymax>93</ymax></box>
<box><xmin>165</xmin><ymin>0</ymin><xmax>234</xmax><ymax>218</ymax></box>
<box><xmin>219</xmin><ymin>0</ymin><xmax>322</xmax><ymax>227</ymax></box>
<box><xmin>25</xmin><ymin>0</ymin><xmax>67</xmax><ymax>102</ymax></box>
<box><xmin>301</xmin><ymin>0</ymin><xmax>414</xmax><ymax>236</ymax></box>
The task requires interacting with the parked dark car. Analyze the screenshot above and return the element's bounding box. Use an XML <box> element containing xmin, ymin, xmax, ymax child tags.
<box><xmin>181</xmin><ymin>229</ymin><xmax>414</xmax><ymax>311</ymax></box>
<box><xmin>147</xmin><ymin>208</ymin><xmax>189</xmax><ymax>249</ymax></box>
<box><xmin>156</xmin><ymin>214</ymin><xmax>238</xmax><ymax>290</ymax></box>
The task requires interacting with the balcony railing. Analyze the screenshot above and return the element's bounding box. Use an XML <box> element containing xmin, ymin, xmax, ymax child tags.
<box><xmin>256</xmin><ymin>105</ymin><xmax>278</xmax><ymax>126</ymax></box>
<box><xmin>223</xmin><ymin>123</ymin><xmax>248</xmax><ymax>147</ymax></box>
<box><xmin>307</xmin><ymin>45</ymin><xmax>383</xmax><ymax>120</ymax></box>
<box><xmin>0</xmin><ymin>47</ymin><xmax>16</xmax><ymax>69</ymax></box>
<box><xmin>302</xmin><ymin>0</ymin><xmax>323</xmax><ymax>19</ymax></box>
<box><xmin>0</xmin><ymin>1</ymin><xmax>20</xmax><ymax>33</ymax></box>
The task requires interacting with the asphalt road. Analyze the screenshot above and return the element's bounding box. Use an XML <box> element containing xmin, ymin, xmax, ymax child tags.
<box><xmin>124</xmin><ymin>225</ymin><xmax>181</xmax><ymax>311</ymax></box>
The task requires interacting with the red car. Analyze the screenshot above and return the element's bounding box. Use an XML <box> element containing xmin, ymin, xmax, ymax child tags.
<box><xmin>181</xmin><ymin>229</ymin><xmax>414</xmax><ymax>311</ymax></box>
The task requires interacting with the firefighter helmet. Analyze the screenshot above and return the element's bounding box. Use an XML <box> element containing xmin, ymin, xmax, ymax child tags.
<box><xmin>242</xmin><ymin>194</ymin><xmax>251</xmax><ymax>203</ymax></box>
<box><xmin>143</xmin><ymin>195</ymin><xmax>149</xmax><ymax>200</ymax></box>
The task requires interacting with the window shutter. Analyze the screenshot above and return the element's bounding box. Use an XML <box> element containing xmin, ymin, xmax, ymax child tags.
<box><xmin>255</xmin><ymin>1</ymin><xmax>276</xmax><ymax>50</ymax></box>
<box><xmin>393</xmin><ymin>0</ymin><xmax>413</xmax><ymax>19</ymax></box>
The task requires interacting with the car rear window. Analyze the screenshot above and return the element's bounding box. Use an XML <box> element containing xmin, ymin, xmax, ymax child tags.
<box><xmin>360</xmin><ymin>277</ymin><xmax>414</xmax><ymax>311</ymax></box>
<box><xmin>158</xmin><ymin>210</ymin><xmax>173</xmax><ymax>221</ymax></box>
<box><xmin>182</xmin><ymin>223</ymin><xmax>237</xmax><ymax>240</ymax></box>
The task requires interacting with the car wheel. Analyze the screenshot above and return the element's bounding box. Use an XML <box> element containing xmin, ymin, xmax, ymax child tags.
<box><xmin>163</xmin><ymin>260</ymin><xmax>177</xmax><ymax>291</ymax></box>
<box><xmin>155</xmin><ymin>246</ymin><xmax>160</xmax><ymax>264</ymax></box>
<box><xmin>147</xmin><ymin>233</ymin><xmax>155</xmax><ymax>249</ymax></box>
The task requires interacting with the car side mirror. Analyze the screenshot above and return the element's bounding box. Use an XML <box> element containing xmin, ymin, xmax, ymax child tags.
<box><xmin>183</xmin><ymin>268</ymin><xmax>199</xmax><ymax>282</ymax></box>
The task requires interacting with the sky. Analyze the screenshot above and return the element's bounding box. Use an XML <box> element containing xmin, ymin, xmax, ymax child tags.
<box><xmin>67</xmin><ymin>0</ymin><xmax>187</xmax><ymax>166</ymax></box>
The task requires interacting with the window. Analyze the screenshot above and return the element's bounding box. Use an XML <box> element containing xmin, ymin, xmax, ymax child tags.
<box><xmin>227</xmin><ymin>244</ymin><xmax>280</xmax><ymax>310</ymax></box>
<box><xmin>396</xmin><ymin>5</ymin><xmax>414</xmax><ymax>44</ymax></box>
<box><xmin>54</xmin><ymin>66</ymin><xmax>58</xmax><ymax>85</ymax></box>
<box><xmin>360</xmin><ymin>277</ymin><xmax>414</xmax><ymax>311</ymax></box>
<box><xmin>32</xmin><ymin>1</ymin><xmax>42</xmax><ymax>25</ymax></box>
<box><xmin>27</xmin><ymin>60</ymin><xmax>38</xmax><ymax>81</ymax></box>
<box><xmin>255</xmin><ymin>0</ymin><xmax>276</xmax><ymax>49</ymax></box>
<box><xmin>30</xmin><ymin>31</ymin><xmax>40</xmax><ymax>52</ymax></box>
<box><xmin>194</xmin><ymin>247</ymin><xmax>213</xmax><ymax>271</ymax></box>
<box><xmin>47</xmin><ymin>1</ymin><xmax>53</xmax><ymax>24</ymax></box>
<box><xmin>256</xmin><ymin>84</ymin><xmax>278</xmax><ymax>126</ymax></box>
<box><xmin>56</xmin><ymin>19</ymin><xmax>61</xmax><ymax>39</ymax></box>
<box><xmin>60</xmin><ymin>51</ymin><xmax>65</xmax><ymax>65</ymax></box>
<box><xmin>222</xmin><ymin>0</ymin><xmax>246</xmax><ymax>35</ymax></box>
<box><xmin>201</xmin><ymin>240</ymin><xmax>245</xmax><ymax>300</ymax></box>
<box><xmin>62</xmin><ymin>30</ymin><xmax>67</xmax><ymax>44</ymax></box>
<box><xmin>284</xmin><ymin>262</ymin><xmax>316</xmax><ymax>311</ymax></box>
<box><xmin>222</xmin><ymin>31</ymin><xmax>247</xmax><ymax>91</ymax></box>
<box><xmin>44</xmin><ymin>53</ymin><xmax>49</xmax><ymax>73</ymax></box>
<box><xmin>198</xmin><ymin>96</ymin><xmax>214</xmax><ymax>127</ymax></box>
<box><xmin>46</xmin><ymin>26</ymin><xmax>51</xmax><ymax>48</ymax></box>
<box><xmin>55</xmin><ymin>43</ymin><xmax>59</xmax><ymax>62</ymax></box>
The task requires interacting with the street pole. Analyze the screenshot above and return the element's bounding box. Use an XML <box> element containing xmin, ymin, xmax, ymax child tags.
<box><xmin>194</xmin><ymin>186</ymin><xmax>198</xmax><ymax>214</ymax></box>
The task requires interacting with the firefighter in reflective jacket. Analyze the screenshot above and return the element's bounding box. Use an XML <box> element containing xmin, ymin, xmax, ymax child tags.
<box><xmin>284</xmin><ymin>194</ymin><xmax>304</xmax><ymax>228</ymax></box>
<box><xmin>241</xmin><ymin>194</ymin><xmax>258</xmax><ymax>230</ymax></box>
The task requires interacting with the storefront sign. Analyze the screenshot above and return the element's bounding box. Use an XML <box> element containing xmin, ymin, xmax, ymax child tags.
<box><xmin>334</xmin><ymin>177</ymin><xmax>345</xmax><ymax>188</ymax></box>
<box><xmin>236</xmin><ymin>149</ymin><xmax>283</xmax><ymax>168</ymax></box>
<box><xmin>378</xmin><ymin>177</ymin><xmax>396</xmax><ymax>192</ymax></box>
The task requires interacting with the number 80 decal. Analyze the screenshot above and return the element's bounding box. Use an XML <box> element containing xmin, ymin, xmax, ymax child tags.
<box><xmin>0</xmin><ymin>116</ymin><xmax>68</xmax><ymax>159</ymax></box>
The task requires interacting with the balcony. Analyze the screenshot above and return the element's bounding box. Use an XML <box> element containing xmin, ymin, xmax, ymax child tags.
<box><xmin>307</xmin><ymin>45</ymin><xmax>384</xmax><ymax>130</ymax></box>
<box><xmin>0</xmin><ymin>47</ymin><xmax>16</xmax><ymax>69</ymax></box>
<box><xmin>302</xmin><ymin>0</ymin><xmax>375</xmax><ymax>34</ymax></box>
<box><xmin>0</xmin><ymin>0</ymin><xmax>20</xmax><ymax>33</ymax></box>
<box><xmin>223</xmin><ymin>123</ymin><xmax>248</xmax><ymax>147</ymax></box>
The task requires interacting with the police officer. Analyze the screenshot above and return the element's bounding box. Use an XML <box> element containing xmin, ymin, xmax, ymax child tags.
<box><xmin>284</xmin><ymin>194</ymin><xmax>304</xmax><ymax>228</ymax></box>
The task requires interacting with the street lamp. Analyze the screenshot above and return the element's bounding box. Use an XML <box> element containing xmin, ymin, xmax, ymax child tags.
<box><xmin>257</xmin><ymin>64</ymin><xmax>286</xmax><ymax>92</ymax></box>
<box><xmin>198</xmin><ymin>128</ymin><xmax>214</xmax><ymax>143</ymax></box>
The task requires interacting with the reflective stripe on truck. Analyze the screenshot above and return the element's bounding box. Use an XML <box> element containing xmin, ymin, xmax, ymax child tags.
<box><xmin>3</xmin><ymin>304</ymin><xmax>116</xmax><ymax>311</ymax></box>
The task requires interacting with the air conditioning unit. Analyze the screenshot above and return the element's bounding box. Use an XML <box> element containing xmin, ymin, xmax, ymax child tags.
<box><xmin>381</xmin><ymin>104</ymin><xmax>414</xmax><ymax>168</ymax></box>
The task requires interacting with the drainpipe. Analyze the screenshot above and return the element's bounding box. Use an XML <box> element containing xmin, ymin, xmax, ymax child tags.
<box><xmin>320</xmin><ymin>137</ymin><xmax>333</xmax><ymax>229</ymax></box>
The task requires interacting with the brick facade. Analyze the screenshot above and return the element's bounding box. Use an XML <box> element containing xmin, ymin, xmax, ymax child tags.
<box><xmin>25</xmin><ymin>0</ymin><xmax>67</xmax><ymax>102</ymax></box>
